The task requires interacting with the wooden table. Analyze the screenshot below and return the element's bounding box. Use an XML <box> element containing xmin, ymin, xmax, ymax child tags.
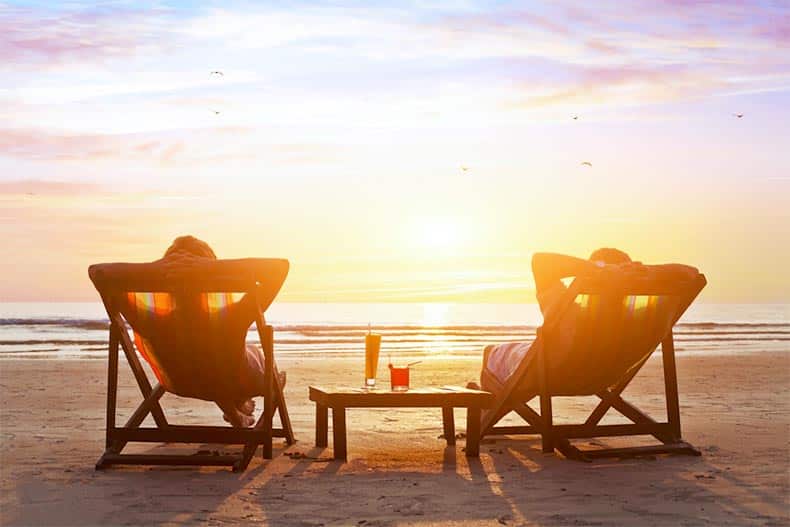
<box><xmin>308</xmin><ymin>386</ymin><xmax>493</xmax><ymax>461</ymax></box>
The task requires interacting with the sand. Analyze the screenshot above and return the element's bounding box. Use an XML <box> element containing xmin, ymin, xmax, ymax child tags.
<box><xmin>1</xmin><ymin>352</ymin><xmax>788</xmax><ymax>526</ymax></box>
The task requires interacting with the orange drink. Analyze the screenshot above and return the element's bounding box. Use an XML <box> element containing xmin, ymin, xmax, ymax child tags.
<box><xmin>364</xmin><ymin>332</ymin><xmax>381</xmax><ymax>387</ymax></box>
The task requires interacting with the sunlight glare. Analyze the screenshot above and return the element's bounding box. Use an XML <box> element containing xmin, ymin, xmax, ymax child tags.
<box><xmin>421</xmin><ymin>303</ymin><xmax>450</xmax><ymax>327</ymax></box>
<box><xmin>415</xmin><ymin>217</ymin><xmax>463</xmax><ymax>252</ymax></box>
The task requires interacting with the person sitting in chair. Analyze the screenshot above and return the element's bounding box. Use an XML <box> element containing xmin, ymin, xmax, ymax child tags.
<box><xmin>531</xmin><ymin>248</ymin><xmax>633</xmax><ymax>317</ymax></box>
<box><xmin>161</xmin><ymin>235</ymin><xmax>285</xmax><ymax>428</ymax></box>
<box><xmin>468</xmin><ymin>248</ymin><xmax>634</xmax><ymax>391</ymax></box>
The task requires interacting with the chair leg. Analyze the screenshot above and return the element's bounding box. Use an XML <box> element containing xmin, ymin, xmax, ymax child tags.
<box><xmin>662</xmin><ymin>333</ymin><xmax>682</xmax><ymax>440</ymax></box>
<box><xmin>540</xmin><ymin>394</ymin><xmax>554</xmax><ymax>453</ymax></box>
<box><xmin>481</xmin><ymin>405</ymin><xmax>512</xmax><ymax>437</ymax></box>
<box><xmin>273</xmin><ymin>365</ymin><xmax>295</xmax><ymax>445</ymax></box>
<box><xmin>536</xmin><ymin>344</ymin><xmax>554</xmax><ymax>454</ymax></box>
<box><xmin>262</xmin><ymin>396</ymin><xmax>274</xmax><ymax>459</ymax></box>
<box><xmin>237</xmin><ymin>443</ymin><xmax>257</xmax><ymax>472</ymax></box>
<box><xmin>105</xmin><ymin>328</ymin><xmax>119</xmax><ymax>450</ymax></box>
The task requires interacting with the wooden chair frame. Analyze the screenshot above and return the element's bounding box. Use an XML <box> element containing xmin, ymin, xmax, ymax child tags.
<box><xmin>91</xmin><ymin>265</ymin><xmax>295</xmax><ymax>472</ymax></box>
<box><xmin>481</xmin><ymin>274</ymin><xmax>706</xmax><ymax>461</ymax></box>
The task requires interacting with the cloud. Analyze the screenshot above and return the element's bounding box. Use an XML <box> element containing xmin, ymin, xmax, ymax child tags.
<box><xmin>430</xmin><ymin>1</ymin><xmax>790</xmax><ymax>110</ymax></box>
<box><xmin>0</xmin><ymin>128</ymin><xmax>122</xmax><ymax>161</ymax></box>
<box><xmin>509</xmin><ymin>64</ymin><xmax>729</xmax><ymax>109</ymax></box>
<box><xmin>2</xmin><ymin>1</ymin><xmax>789</xmax><ymax>136</ymax></box>
<box><xmin>0</xmin><ymin>179</ymin><xmax>101</xmax><ymax>196</ymax></box>
<box><xmin>0</xmin><ymin>126</ymin><xmax>338</xmax><ymax>167</ymax></box>
<box><xmin>439</xmin><ymin>10</ymin><xmax>571</xmax><ymax>36</ymax></box>
<box><xmin>0</xmin><ymin>4</ymin><xmax>176</xmax><ymax>67</ymax></box>
<box><xmin>754</xmin><ymin>14</ymin><xmax>790</xmax><ymax>45</ymax></box>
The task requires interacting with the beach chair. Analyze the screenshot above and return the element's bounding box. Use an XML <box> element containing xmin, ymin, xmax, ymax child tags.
<box><xmin>89</xmin><ymin>257</ymin><xmax>294</xmax><ymax>472</ymax></box>
<box><xmin>480</xmin><ymin>265</ymin><xmax>706</xmax><ymax>460</ymax></box>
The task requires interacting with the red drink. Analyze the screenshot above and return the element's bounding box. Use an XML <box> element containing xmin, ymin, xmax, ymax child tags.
<box><xmin>390</xmin><ymin>366</ymin><xmax>409</xmax><ymax>391</ymax></box>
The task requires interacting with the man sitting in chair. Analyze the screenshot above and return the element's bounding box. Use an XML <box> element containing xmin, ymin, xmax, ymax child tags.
<box><xmin>532</xmin><ymin>248</ymin><xmax>633</xmax><ymax>316</ymax></box>
<box><xmin>160</xmin><ymin>235</ymin><xmax>284</xmax><ymax>428</ymax></box>
<box><xmin>468</xmin><ymin>248</ymin><xmax>634</xmax><ymax>391</ymax></box>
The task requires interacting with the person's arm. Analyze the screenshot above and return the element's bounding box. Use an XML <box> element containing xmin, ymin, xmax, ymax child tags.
<box><xmin>531</xmin><ymin>252</ymin><xmax>600</xmax><ymax>293</ymax></box>
<box><xmin>532</xmin><ymin>252</ymin><xmax>604</xmax><ymax>315</ymax></box>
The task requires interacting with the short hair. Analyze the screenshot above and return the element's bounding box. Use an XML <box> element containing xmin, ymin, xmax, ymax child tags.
<box><xmin>589</xmin><ymin>247</ymin><xmax>631</xmax><ymax>265</ymax></box>
<box><xmin>164</xmin><ymin>235</ymin><xmax>217</xmax><ymax>259</ymax></box>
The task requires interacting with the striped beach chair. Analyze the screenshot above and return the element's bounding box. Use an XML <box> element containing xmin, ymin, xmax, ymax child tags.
<box><xmin>89</xmin><ymin>257</ymin><xmax>293</xmax><ymax>471</ymax></box>
<box><xmin>479</xmin><ymin>264</ymin><xmax>706</xmax><ymax>460</ymax></box>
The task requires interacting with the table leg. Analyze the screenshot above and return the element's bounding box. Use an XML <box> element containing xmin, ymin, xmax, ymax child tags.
<box><xmin>442</xmin><ymin>407</ymin><xmax>455</xmax><ymax>446</ymax></box>
<box><xmin>466</xmin><ymin>406</ymin><xmax>481</xmax><ymax>457</ymax></box>
<box><xmin>315</xmin><ymin>403</ymin><xmax>328</xmax><ymax>448</ymax></box>
<box><xmin>332</xmin><ymin>406</ymin><xmax>347</xmax><ymax>461</ymax></box>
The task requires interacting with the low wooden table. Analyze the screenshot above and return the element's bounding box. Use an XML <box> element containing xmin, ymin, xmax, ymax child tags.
<box><xmin>308</xmin><ymin>385</ymin><xmax>493</xmax><ymax>461</ymax></box>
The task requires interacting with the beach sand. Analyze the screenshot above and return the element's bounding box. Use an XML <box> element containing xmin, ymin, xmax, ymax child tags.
<box><xmin>1</xmin><ymin>352</ymin><xmax>788</xmax><ymax>526</ymax></box>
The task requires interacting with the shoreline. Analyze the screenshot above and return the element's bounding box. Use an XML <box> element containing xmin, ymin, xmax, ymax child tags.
<box><xmin>1</xmin><ymin>344</ymin><xmax>787</xmax><ymax>361</ymax></box>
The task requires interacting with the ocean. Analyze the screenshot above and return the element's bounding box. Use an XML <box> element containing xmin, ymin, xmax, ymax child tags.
<box><xmin>1</xmin><ymin>302</ymin><xmax>788</xmax><ymax>360</ymax></box>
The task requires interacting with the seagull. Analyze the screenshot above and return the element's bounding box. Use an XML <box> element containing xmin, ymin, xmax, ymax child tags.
<box><xmin>581</xmin><ymin>161</ymin><xmax>592</xmax><ymax>167</ymax></box>
<box><xmin>733</xmin><ymin>113</ymin><xmax>743</xmax><ymax>118</ymax></box>
<box><xmin>572</xmin><ymin>115</ymin><xmax>579</xmax><ymax>120</ymax></box>
<box><xmin>210</xmin><ymin>71</ymin><xmax>224</xmax><ymax>76</ymax></box>
<box><xmin>211</xmin><ymin>110</ymin><xmax>220</xmax><ymax>115</ymax></box>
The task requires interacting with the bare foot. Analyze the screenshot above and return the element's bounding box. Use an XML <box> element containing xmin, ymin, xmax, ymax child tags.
<box><xmin>222</xmin><ymin>410</ymin><xmax>254</xmax><ymax>428</ymax></box>
<box><xmin>217</xmin><ymin>400</ymin><xmax>254</xmax><ymax>428</ymax></box>
<box><xmin>238</xmin><ymin>399</ymin><xmax>255</xmax><ymax>416</ymax></box>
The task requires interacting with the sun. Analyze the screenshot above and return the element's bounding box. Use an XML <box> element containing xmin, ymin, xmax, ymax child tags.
<box><xmin>416</xmin><ymin>217</ymin><xmax>462</xmax><ymax>251</ymax></box>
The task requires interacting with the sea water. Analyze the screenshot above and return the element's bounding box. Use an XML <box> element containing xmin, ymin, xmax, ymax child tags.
<box><xmin>0</xmin><ymin>302</ymin><xmax>787</xmax><ymax>359</ymax></box>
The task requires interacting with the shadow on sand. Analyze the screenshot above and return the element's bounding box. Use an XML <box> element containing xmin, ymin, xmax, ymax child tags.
<box><xmin>9</xmin><ymin>436</ymin><xmax>786</xmax><ymax>526</ymax></box>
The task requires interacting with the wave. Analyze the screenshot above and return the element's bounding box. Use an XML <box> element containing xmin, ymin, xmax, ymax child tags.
<box><xmin>2</xmin><ymin>318</ymin><xmax>787</xmax><ymax>332</ymax></box>
<box><xmin>677</xmin><ymin>322</ymin><xmax>789</xmax><ymax>329</ymax></box>
<box><xmin>0</xmin><ymin>339</ymin><xmax>106</xmax><ymax>346</ymax></box>
<box><xmin>2</xmin><ymin>334</ymin><xmax>788</xmax><ymax>350</ymax></box>
<box><xmin>0</xmin><ymin>318</ymin><xmax>109</xmax><ymax>330</ymax></box>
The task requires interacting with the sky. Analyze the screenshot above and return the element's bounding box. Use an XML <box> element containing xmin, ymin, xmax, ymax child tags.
<box><xmin>1</xmin><ymin>0</ymin><xmax>789</xmax><ymax>303</ymax></box>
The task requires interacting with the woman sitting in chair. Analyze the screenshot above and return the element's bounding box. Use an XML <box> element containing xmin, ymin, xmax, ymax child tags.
<box><xmin>161</xmin><ymin>235</ymin><xmax>284</xmax><ymax>428</ymax></box>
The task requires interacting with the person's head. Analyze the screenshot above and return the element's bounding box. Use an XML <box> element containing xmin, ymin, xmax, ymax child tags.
<box><xmin>164</xmin><ymin>235</ymin><xmax>216</xmax><ymax>259</ymax></box>
<box><xmin>589</xmin><ymin>247</ymin><xmax>631</xmax><ymax>265</ymax></box>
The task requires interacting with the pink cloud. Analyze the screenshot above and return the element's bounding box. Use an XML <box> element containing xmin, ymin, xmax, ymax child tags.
<box><xmin>0</xmin><ymin>128</ymin><xmax>254</xmax><ymax>163</ymax></box>
<box><xmin>755</xmin><ymin>14</ymin><xmax>790</xmax><ymax>45</ymax></box>
<box><xmin>0</xmin><ymin>126</ymin><xmax>337</xmax><ymax>167</ymax></box>
<box><xmin>0</xmin><ymin>179</ymin><xmax>101</xmax><ymax>196</ymax></box>
<box><xmin>511</xmin><ymin>64</ymin><xmax>728</xmax><ymax>109</ymax></box>
<box><xmin>0</xmin><ymin>128</ymin><xmax>130</xmax><ymax>161</ymax></box>
<box><xmin>440</xmin><ymin>10</ymin><xmax>570</xmax><ymax>36</ymax></box>
<box><xmin>0</xmin><ymin>5</ymin><xmax>175</xmax><ymax>66</ymax></box>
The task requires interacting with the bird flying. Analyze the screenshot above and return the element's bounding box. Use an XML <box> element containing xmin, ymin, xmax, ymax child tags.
<box><xmin>210</xmin><ymin>71</ymin><xmax>224</xmax><ymax>76</ymax></box>
<box><xmin>572</xmin><ymin>115</ymin><xmax>579</xmax><ymax>120</ymax></box>
<box><xmin>581</xmin><ymin>161</ymin><xmax>592</xmax><ymax>167</ymax></box>
<box><xmin>733</xmin><ymin>113</ymin><xmax>743</xmax><ymax>118</ymax></box>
